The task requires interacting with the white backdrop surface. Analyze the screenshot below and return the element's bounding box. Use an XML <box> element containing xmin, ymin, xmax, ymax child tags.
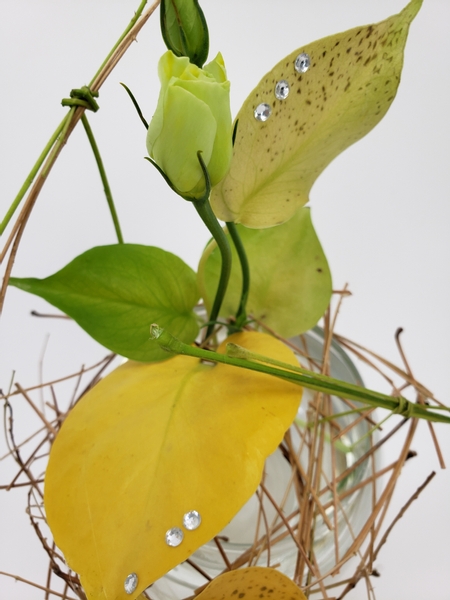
<box><xmin>0</xmin><ymin>1</ymin><xmax>449</xmax><ymax>599</ymax></box>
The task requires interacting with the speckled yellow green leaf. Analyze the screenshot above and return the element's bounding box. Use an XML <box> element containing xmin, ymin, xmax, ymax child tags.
<box><xmin>44</xmin><ymin>331</ymin><xmax>302</xmax><ymax>600</ymax></box>
<box><xmin>211</xmin><ymin>0</ymin><xmax>422</xmax><ymax>227</ymax></box>
<box><xmin>198</xmin><ymin>208</ymin><xmax>331</xmax><ymax>337</ymax></box>
<box><xmin>194</xmin><ymin>567</ymin><xmax>307</xmax><ymax>600</ymax></box>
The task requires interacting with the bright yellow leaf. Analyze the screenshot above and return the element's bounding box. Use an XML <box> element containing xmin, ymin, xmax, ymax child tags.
<box><xmin>194</xmin><ymin>567</ymin><xmax>307</xmax><ymax>600</ymax></box>
<box><xmin>44</xmin><ymin>331</ymin><xmax>302</xmax><ymax>600</ymax></box>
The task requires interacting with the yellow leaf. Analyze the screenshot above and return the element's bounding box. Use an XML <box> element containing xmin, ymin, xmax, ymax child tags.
<box><xmin>211</xmin><ymin>0</ymin><xmax>422</xmax><ymax>228</ymax></box>
<box><xmin>194</xmin><ymin>567</ymin><xmax>307</xmax><ymax>600</ymax></box>
<box><xmin>44</xmin><ymin>331</ymin><xmax>302</xmax><ymax>600</ymax></box>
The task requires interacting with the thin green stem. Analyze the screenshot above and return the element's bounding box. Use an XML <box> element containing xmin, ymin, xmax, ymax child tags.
<box><xmin>350</xmin><ymin>413</ymin><xmax>394</xmax><ymax>450</ymax></box>
<box><xmin>193</xmin><ymin>199</ymin><xmax>232</xmax><ymax>339</ymax></box>
<box><xmin>149</xmin><ymin>324</ymin><xmax>450</xmax><ymax>425</ymax></box>
<box><xmin>226</xmin><ymin>221</ymin><xmax>250</xmax><ymax>328</ymax></box>
<box><xmin>294</xmin><ymin>417</ymin><xmax>355</xmax><ymax>454</ymax></box>
<box><xmin>81</xmin><ymin>114</ymin><xmax>124</xmax><ymax>244</ymax></box>
<box><xmin>316</xmin><ymin>405</ymin><xmax>373</xmax><ymax>424</ymax></box>
<box><xmin>0</xmin><ymin>115</ymin><xmax>68</xmax><ymax>235</ymax></box>
<box><xmin>1</xmin><ymin>1</ymin><xmax>151</xmax><ymax>239</ymax></box>
<box><xmin>88</xmin><ymin>0</ymin><xmax>149</xmax><ymax>87</ymax></box>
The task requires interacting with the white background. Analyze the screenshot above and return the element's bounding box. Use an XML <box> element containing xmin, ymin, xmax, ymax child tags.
<box><xmin>0</xmin><ymin>1</ymin><xmax>449</xmax><ymax>598</ymax></box>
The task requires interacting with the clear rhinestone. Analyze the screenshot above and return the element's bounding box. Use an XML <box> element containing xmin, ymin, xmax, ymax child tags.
<box><xmin>166</xmin><ymin>527</ymin><xmax>184</xmax><ymax>547</ymax></box>
<box><xmin>295</xmin><ymin>52</ymin><xmax>311</xmax><ymax>73</ymax></box>
<box><xmin>275</xmin><ymin>80</ymin><xmax>290</xmax><ymax>100</ymax></box>
<box><xmin>254</xmin><ymin>103</ymin><xmax>272</xmax><ymax>122</ymax></box>
<box><xmin>124</xmin><ymin>573</ymin><xmax>138</xmax><ymax>595</ymax></box>
<box><xmin>183</xmin><ymin>510</ymin><xmax>202</xmax><ymax>530</ymax></box>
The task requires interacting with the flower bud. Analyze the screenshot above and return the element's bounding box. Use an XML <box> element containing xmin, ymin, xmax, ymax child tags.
<box><xmin>160</xmin><ymin>0</ymin><xmax>209</xmax><ymax>68</ymax></box>
<box><xmin>147</xmin><ymin>51</ymin><xmax>233</xmax><ymax>199</ymax></box>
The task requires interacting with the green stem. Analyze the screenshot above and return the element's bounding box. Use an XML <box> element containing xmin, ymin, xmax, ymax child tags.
<box><xmin>149</xmin><ymin>324</ymin><xmax>450</xmax><ymax>425</ymax></box>
<box><xmin>193</xmin><ymin>199</ymin><xmax>232</xmax><ymax>339</ymax></box>
<box><xmin>81</xmin><ymin>114</ymin><xmax>124</xmax><ymax>244</ymax></box>
<box><xmin>226</xmin><ymin>221</ymin><xmax>250</xmax><ymax>328</ymax></box>
<box><xmin>294</xmin><ymin>417</ymin><xmax>355</xmax><ymax>454</ymax></box>
<box><xmin>0</xmin><ymin>115</ymin><xmax>68</xmax><ymax>235</ymax></box>
<box><xmin>88</xmin><ymin>0</ymin><xmax>149</xmax><ymax>87</ymax></box>
<box><xmin>1</xmin><ymin>0</ymin><xmax>150</xmax><ymax>237</ymax></box>
<box><xmin>316</xmin><ymin>405</ymin><xmax>373</xmax><ymax>424</ymax></box>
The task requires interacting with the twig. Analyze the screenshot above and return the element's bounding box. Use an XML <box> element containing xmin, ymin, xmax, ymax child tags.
<box><xmin>213</xmin><ymin>536</ymin><xmax>232</xmax><ymax>570</ymax></box>
<box><xmin>15</xmin><ymin>383</ymin><xmax>58</xmax><ymax>437</ymax></box>
<box><xmin>0</xmin><ymin>354</ymin><xmax>115</xmax><ymax>400</ymax></box>
<box><xmin>373</xmin><ymin>471</ymin><xmax>436</xmax><ymax>560</ymax></box>
<box><xmin>185</xmin><ymin>559</ymin><xmax>212</xmax><ymax>582</ymax></box>
<box><xmin>0</xmin><ymin>572</ymin><xmax>78</xmax><ymax>600</ymax></box>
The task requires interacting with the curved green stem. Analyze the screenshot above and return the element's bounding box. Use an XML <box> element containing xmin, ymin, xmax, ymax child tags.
<box><xmin>0</xmin><ymin>115</ymin><xmax>68</xmax><ymax>235</ymax></box>
<box><xmin>81</xmin><ymin>114</ymin><xmax>124</xmax><ymax>244</ymax></box>
<box><xmin>149</xmin><ymin>324</ymin><xmax>450</xmax><ymax>425</ymax></box>
<box><xmin>120</xmin><ymin>82</ymin><xmax>149</xmax><ymax>129</ymax></box>
<box><xmin>193</xmin><ymin>198</ymin><xmax>232</xmax><ymax>339</ymax></box>
<box><xmin>146</xmin><ymin>151</ymin><xmax>231</xmax><ymax>338</ymax></box>
<box><xmin>226</xmin><ymin>221</ymin><xmax>250</xmax><ymax>328</ymax></box>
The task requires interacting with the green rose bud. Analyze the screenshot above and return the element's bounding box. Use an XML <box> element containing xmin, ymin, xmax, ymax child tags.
<box><xmin>160</xmin><ymin>0</ymin><xmax>209</xmax><ymax>68</ymax></box>
<box><xmin>147</xmin><ymin>50</ymin><xmax>233</xmax><ymax>200</ymax></box>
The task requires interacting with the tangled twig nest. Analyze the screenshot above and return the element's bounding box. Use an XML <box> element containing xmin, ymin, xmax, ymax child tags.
<box><xmin>0</xmin><ymin>296</ymin><xmax>443</xmax><ymax>600</ymax></box>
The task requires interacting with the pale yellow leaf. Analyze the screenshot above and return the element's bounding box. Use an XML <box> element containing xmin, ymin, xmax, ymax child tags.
<box><xmin>211</xmin><ymin>0</ymin><xmax>422</xmax><ymax>228</ymax></box>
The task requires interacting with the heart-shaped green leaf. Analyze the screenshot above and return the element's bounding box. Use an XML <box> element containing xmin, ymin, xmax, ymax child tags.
<box><xmin>211</xmin><ymin>0</ymin><xmax>422</xmax><ymax>227</ymax></box>
<box><xmin>44</xmin><ymin>331</ymin><xmax>302</xmax><ymax>600</ymax></box>
<box><xmin>198</xmin><ymin>208</ymin><xmax>332</xmax><ymax>337</ymax></box>
<box><xmin>195</xmin><ymin>567</ymin><xmax>307</xmax><ymax>600</ymax></box>
<box><xmin>9</xmin><ymin>244</ymin><xmax>199</xmax><ymax>362</ymax></box>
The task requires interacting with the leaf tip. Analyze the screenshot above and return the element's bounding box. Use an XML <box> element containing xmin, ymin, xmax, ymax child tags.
<box><xmin>402</xmin><ymin>0</ymin><xmax>424</xmax><ymax>23</ymax></box>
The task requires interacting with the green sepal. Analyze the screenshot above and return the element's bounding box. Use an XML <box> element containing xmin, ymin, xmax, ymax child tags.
<box><xmin>10</xmin><ymin>244</ymin><xmax>200</xmax><ymax>362</ymax></box>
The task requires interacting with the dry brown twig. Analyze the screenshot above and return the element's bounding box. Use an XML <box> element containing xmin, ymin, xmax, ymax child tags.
<box><xmin>0</xmin><ymin>0</ymin><xmax>161</xmax><ymax>314</ymax></box>
<box><xmin>2</xmin><ymin>294</ymin><xmax>446</xmax><ymax>599</ymax></box>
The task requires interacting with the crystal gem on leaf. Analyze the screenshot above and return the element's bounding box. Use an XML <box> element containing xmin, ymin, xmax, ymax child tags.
<box><xmin>183</xmin><ymin>510</ymin><xmax>202</xmax><ymax>531</ymax></box>
<box><xmin>124</xmin><ymin>573</ymin><xmax>138</xmax><ymax>595</ymax></box>
<box><xmin>254</xmin><ymin>103</ymin><xmax>272</xmax><ymax>122</ymax></box>
<box><xmin>165</xmin><ymin>527</ymin><xmax>184</xmax><ymax>547</ymax></box>
<box><xmin>275</xmin><ymin>80</ymin><xmax>290</xmax><ymax>100</ymax></box>
<box><xmin>294</xmin><ymin>52</ymin><xmax>310</xmax><ymax>73</ymax></box>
